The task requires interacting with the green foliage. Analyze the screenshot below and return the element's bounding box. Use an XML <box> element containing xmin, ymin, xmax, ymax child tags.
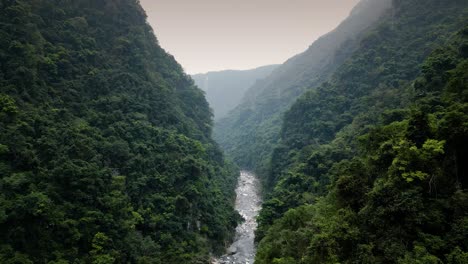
<box><xmin>0</xmin><ymin>95</ymin><xmax>17</xmax><ymax>114</ymax></box>
<box><xmin>398</xmin><ymin>246</ymin><xmax>442</xmax><ymax>264</ymax></box>
<box><xmin>446</xmin><ymin>247</ymin><xmax>468</xmax><ymax>264</ymax></box>
<box><xmin>0</xmin><ymin>0</ymin><xmax>239</xmax><ymax>262</ymax></box>
<box><xmin>390</xmin><ymin>138</ymin><xmax>445</xmax><ymax>183</ymax></box>
<box><xmin>256</xmin><ymin>1</ymin><xmax>468</xmax><ymax>263</ymax></box>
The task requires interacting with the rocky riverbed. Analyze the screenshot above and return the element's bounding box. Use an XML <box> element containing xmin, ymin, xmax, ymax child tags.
<box><xmin>212</xmin><ymin>171</ymin><xmax>261</xmax><ymax>264</ymax></box>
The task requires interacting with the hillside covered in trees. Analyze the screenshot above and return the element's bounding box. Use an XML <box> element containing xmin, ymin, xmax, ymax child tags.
<box><xmin>0</xmin><ymin>0</ymin><xmax>239</xmax><ymax>263</ymax></box>
<box><xmin>255</xmin><ymin>0</ymin><xmax>468</xmax><ymax>263</ymax></box>
<box><xmin>1</xmin><ymin>0</ymin><xmax>467</xmax><ymax>263</ymax></box>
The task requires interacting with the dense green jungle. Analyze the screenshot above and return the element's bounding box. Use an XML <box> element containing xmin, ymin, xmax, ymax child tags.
<box><xmin>0</xmin><ymin>0</ymin><xmax>467</xmax><ymax>263</ymax></box>
<box><xmin>0</xmin><ymin>0</ymin><xmax>239</xmax><ymax>263</ymax></box>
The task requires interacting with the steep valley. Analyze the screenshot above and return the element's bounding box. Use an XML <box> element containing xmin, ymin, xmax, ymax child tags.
<box><xmin>0</xmin><ymin>0</ymin><xmax>467</xmax><ymax>263</ymax></box>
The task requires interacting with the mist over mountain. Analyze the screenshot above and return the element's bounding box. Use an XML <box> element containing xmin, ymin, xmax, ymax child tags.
<box><xmin>214</xmin><ymin>0</ymin><xmax>393</xmax><ymax>179</ymax></box>
<box><xmin>192</xmin><ymin>65</ymin><xmax>278</xmax><ymax>120</ymax></box>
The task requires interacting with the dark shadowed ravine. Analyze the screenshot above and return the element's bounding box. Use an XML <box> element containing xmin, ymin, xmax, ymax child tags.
<box><xmin>213</xmin><ymin>171</ymin><xmax>262</xmax><ymax>264</ymax></box>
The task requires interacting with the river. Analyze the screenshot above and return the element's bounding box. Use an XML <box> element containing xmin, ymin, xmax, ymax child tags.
<box><xmin>212</xmin><ymin>171</ymin><xmax>262</xmax><ymax>264</ymax></box>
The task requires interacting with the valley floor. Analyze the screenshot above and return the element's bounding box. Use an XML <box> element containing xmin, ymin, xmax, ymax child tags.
<box><xmin>213</xmin><ymin>171</ymin><xmax>262</xmax><ymax>264</ymax></box>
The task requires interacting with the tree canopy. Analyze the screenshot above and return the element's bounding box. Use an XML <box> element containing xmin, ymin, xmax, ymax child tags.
<box><xmin>0</xmin><ymin>0</ymin><xmax>239</xmax><ymax>263</ymax></box>
<box><xmin>255</xmin><ymin>0</ymin><xmax>468</xmax><ymax>262</ymax></box>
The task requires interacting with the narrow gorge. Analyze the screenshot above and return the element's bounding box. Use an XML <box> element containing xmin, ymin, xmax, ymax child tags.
<box><xmin>0</xmin><ymin>0</ymin><xmax>467</xmax><ymax>263</ymax></box>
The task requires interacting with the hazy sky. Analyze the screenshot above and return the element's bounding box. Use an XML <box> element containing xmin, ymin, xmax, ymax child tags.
<box><xmin>140</xmin><ymin>0</ymin><xmax>361</xmax><ymax>74</ymax></box>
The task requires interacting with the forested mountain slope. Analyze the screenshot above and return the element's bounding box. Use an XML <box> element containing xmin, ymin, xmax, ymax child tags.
<box><xmin>256</xmin><ymin>0</ymin><xmax>468</xmax><ymax>262</ymax></box>
<box><xmin>214</xmin><ymin>0</ymin><xmax>392</xmax><ymax>182</ymax></box>
<box><xmin>192</xmin><ymin>65</ymin><xmax>278</xmax><ymax>120</ymax></box>
<box><xmin>0</xmin><ymin>0</ymin><xmax>239</xmax><ymax>263</ymax></box>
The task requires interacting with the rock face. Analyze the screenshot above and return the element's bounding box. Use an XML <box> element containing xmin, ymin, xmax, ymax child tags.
<box><xmin>213</xmin><ymin>171</ymin><xmax>262</xmax><ymax>264</ymax></box>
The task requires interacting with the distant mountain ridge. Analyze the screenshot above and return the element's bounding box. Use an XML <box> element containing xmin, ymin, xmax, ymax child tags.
<box><xmin>192</xmin><ymin>65</ymin><xmax>279</xmax><ymax>120</ymax></box>
<box><xmin>243</xmin><ymin>0</ymin><xmax>393</xmax><ymax>103</ymax></box>
<box><xmin>214</xmin><ymin>0</ymin><xmax>393</xmax><ymax>179</ymax></box>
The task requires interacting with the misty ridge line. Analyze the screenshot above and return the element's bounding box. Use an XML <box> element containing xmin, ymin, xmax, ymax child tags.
<box><xmin>140</xmin><ymin>0</ymin><xmax>362</xmax><ymax>74</ymax></box>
